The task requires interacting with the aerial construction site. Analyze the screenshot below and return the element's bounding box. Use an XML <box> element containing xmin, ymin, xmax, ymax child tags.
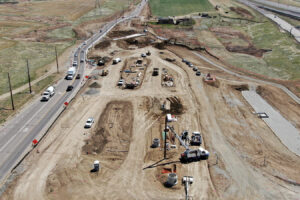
<box><xmin>0</xmin><ymin>0</ymin><xmax>300</xmax><ymax>199</ymax></box>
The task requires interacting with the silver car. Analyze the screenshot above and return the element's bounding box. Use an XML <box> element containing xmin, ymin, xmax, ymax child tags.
<box><xmin>84</xmin><ymin>117</ymin><xmax>94</xmax><ymax>128</ymax></box>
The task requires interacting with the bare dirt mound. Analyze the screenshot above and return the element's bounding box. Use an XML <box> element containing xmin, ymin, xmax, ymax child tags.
<box><xmin>211</xmin><ymin>27</ymin><xmax>271</xmax><ymax>57</ymax></box>
<box><xmin>82</xmin><ymin>101</ymin><xmax>133</xmax><ymax>155</ymax></box>
<box><xmin>46</xmin><ymin>101</ymin><xmax>134</xmax><ymax>199</ymax></box>
<box><xmin>225</xmin><ymin>44</ymin><xmax>270</xmax><ymax>57</ymax></box>
<box><xmin>107</xmin><ymin>30</ymin><xmax>137</xmax><ymax>38</ymax></box>
<box><xmin>163</xmin><ymin>97</ymin><xmax>184</xmax><ymax>115</ymax></box>
<box><xmin>95</xmin><ymin>40</ymin><xmax>111</xmax><ymax>49</ymax></box>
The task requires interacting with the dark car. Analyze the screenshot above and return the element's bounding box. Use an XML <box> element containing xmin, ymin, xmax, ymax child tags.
<box><xmin>76</xmin><ymin>74</ymin><xmax>81</xmax><ymax>79</ymax></box>
<box><xmin>196</xmin><ymin>71</ymin><xmax>201</xmax><ymax>76</ymax></box>
<box><xmin>66</xmin><ymin>85</ymin><xmax>74</xmax><ymax>91</ymax></box>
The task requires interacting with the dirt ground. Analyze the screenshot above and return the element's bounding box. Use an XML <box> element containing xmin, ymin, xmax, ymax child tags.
<box><xmin>1</xmin><ymin>35</ymin><xmax>300</xmax><ymax>199</ymax></box>
<box><xmin>1</xmin><ymin>7</ymin><xmax>300</xmax><ymax>199</ymax></box>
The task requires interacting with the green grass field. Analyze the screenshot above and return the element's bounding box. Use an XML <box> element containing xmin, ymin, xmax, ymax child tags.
<box><xmin>195</xmin><ymin>12</ymin><xmax>300</xmax><ymax>80</ymax></box>
<box><xmin>236</xmin><ymin>20</ymin><xmax>300</xmax><ymax>80</ymax></box>
<box><xmin>149</xmin><ymin>0</ymin><xmax>214</xmax><ymax>17</ymax></box>
<box><xmin>0</xmin><ymin>41</ymin><xmax>74</xmax><ymax>95</ymax></box>
<box><xmin>0</xmin><ymin>74</ymin><xmax>59</xmax><ymax>124</ymax></box>
<box><xmin>0</xmin><ymin>0</ymin><xmax>133</xmax><ymax>96</ymax></box>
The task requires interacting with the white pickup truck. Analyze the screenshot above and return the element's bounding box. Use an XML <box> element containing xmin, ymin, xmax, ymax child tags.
<box><xmin>41</xmin><ymin>86</ymin><xmax>55</xmax><ymax>101</ymax></box>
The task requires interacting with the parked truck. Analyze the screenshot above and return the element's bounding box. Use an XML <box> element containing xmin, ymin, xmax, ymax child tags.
<box><xmin>180</xmin><ymin>147</ymin><xmax>209</xmax><ymax>163</ymax></box>
<box><xmin>41</xmin><ymin>86</ymin><xmax>55</xmax><ymax>101</ymax></box>
<box><xmin>152</xmin><ymin>68</ymin><xmax>159</xmax><ymax>76</ymax></box>
<box><xmin>190</xmin><ymin>132</ymin><xmax>202</xmax><ymax>146</ymax></box>
<box><xmin>113</xmin><ymin>58</ymin><xmax>121</xmax><ymax>64</ymax></box>
<box><xmin>167</xmin><ymin>124</ymin><xmax>209</xmax><ymax>163</ymax></box>
<box><xmin>66</xmin><ymin>67</ymin><xmax>76</xmax><ymax>80</ymax></box>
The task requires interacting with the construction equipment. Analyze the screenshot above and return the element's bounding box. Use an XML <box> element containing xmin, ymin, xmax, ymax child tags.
<box><xmin>168</xmin><ymin>126</ymin><xmax>189</xmax><ymax>150</ymax></box>
<box><xmin>190</xmin><ymin>132</ymin><xmax>202</xmax><ymax>146</ymax></box>
<box><xmin>101</xmin><ymin>69</ymin><xmax>109</xmax><ymax>76</ymax></box>
<box><xmin>90</xmin><ymin>160</ymin><xmax>100</xmax><ymax>173</ymax></box>
<box><xmin>180</xmin><ymin>147</ymin><xmax>209</xmax><ymax>163</ymax></box>
<box><xmin>151</xmin><ymin>138</ymin><xmax>160</xmax><ymax>148</ymax></box>
<box><xmin>182</xmin><ymin>176</ymin><xmax>194</xmax><ymax>200</ymax></box>
<box><xmin>204</xmin><ymin>73</ymin><xmax>216</xmax><ymax>82</ymax></box>
<box><xmin>167</xmin><ymin>125</ymin><xmax>209</xmax><ymax>163</ymax></box>
<box><xmin>181</xmin><ymin>130</ymin><xmax>189</xmax><ymax>144</ymax></box>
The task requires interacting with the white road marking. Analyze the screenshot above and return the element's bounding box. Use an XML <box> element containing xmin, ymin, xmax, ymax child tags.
<box><xmin>0</xmin><ymin>102</ymin><xmax>48</xmax><ymax>152</ymax></box>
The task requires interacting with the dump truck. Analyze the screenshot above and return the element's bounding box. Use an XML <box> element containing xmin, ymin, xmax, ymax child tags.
<box><xmin>190</xmin><ymin>132</ymin><xmax>202</xmax><ymax>146</ymax></box>
<box><xmin>41</xmin><ymin>86</ymin><xmax>55</xmax><ymax>101</ymax></box>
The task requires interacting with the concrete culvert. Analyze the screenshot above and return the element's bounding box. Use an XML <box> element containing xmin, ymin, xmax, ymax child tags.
<box><xmin>165</xmin><ymin>173</ymin><xmax>178</xmax><ymax>187</ymax></box>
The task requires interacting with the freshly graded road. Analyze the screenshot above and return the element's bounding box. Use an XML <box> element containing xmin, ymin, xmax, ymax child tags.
<box><xmin>0</xmin><ymin>0</ymin><xmax>148</xmax><ymax>184</ymax></box>
<box><xmin>242</xmin><ymin>91</ymin><xmax>300</xmax><ymax>156</ymax></box>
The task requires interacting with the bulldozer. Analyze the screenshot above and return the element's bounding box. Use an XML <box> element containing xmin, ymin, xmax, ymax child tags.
<box><xmin>190</xmin><ymin>132</ymin><xmax>202</xmax><ymax>146</ymax></box>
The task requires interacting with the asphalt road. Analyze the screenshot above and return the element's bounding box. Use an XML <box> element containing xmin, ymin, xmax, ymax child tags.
<box><xmin>249</xmin><ymin>0</ymin><xmax>300</xmax><ymax>13</ymax></box>
<box><xmin>0</xmin><ymin>0</ymin><xmax>148</xmax><ymax>184</ymax></box>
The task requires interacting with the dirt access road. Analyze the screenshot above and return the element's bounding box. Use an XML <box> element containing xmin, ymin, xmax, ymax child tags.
<box><xmin>1</xmin><ymin>33</ymin><xmax>300</xmax><ymax>199</ymax></box>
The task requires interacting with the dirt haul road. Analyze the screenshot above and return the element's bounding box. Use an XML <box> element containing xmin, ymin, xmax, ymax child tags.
<box><xmin>1</xmin><ymin>40</ymin><xmax>300</xmax><ymax>199</ymax></box>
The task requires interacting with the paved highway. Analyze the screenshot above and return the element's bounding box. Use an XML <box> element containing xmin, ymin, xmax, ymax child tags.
<box><xmin>0</xmin><ymin>0</ymin><xmax>148</xmax><ymax>184</ymax></box>
<box><xmin>248</xmin><ymin>0</ymin><xmax>300</xmax><ymax>14</ymax></box>
<box><xmin>238</xmin><ymin>0</ymin><xmax>300</xmax><ymax>43</ymax></box>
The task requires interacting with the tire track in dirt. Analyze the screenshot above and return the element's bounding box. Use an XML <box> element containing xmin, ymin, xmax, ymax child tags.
<box><xmin>156</xmin><ymin>52</ymin><xmax>217</xmax><ymax>199</ymax></box>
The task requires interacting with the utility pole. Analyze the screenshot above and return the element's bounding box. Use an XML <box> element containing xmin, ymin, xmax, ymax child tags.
<box><xmin>164</xmin><ymin>116</ymin><xmax>168</xmax><ymax>159</ymax></box>
<box><xmin>26</xmin><ymin>59</ymin><xmax>32</xmax><ymax>94</ymax></box>
<box><xmin>7</xmin><ymin>73</ymin><xmax>15</xmax><ymax>110</ymax></box>
<box><xmin>55</xmin><ymin>46</ymin><xmax>59</xmax><ymax>73</ymax></box>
